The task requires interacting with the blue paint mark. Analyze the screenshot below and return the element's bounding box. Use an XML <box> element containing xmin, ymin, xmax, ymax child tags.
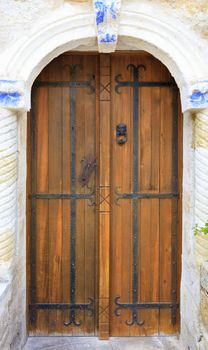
<box><xmin>100</xmin><ymin>33</ymin><xmax>116</xmax><ymax>43</ymax></box>
<box><xmin>94</xmin><ymin>0</ymin><xmax>117</xmax><ymax>25</ymax></box>
<box><xmin>190</xmin><ymin>90</ymin><xmax>208</xmax><ymax>107</ymax></box>
<box><xmin>110</xmin><ymin>2</ymin><xmax>117</xmax><ymax>20</ymax></box>
<box><xmin>94</xmin><ymin>1</ymin><xmax>106</xmax><ymax>25</ymax></box>
<box><xmin>0</xmin><ymin>80</ymin><xmax>18</xmax><ymax>84</ymax></box>
<box><xmin>0</xmin><ymin>91</ymin><xmax>21</xmax><ymax>107</ymax></box>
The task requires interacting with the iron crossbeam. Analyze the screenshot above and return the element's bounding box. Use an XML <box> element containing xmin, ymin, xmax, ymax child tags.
<box><xmin>114</xmin><ymin>296</ymin><xmax>179</xmax><ymax>326</ymax></box>
<box><xmin>115</xmin><ymin>191</ymin><xmax>179</xmax><ymax>204</ymax></box>
<box><xmin>29</xmin><ymin>192</ymin><xmax>94</xmax><ymax>200</ymax></box>
<box><xmin>33</xmin><ymin>79</ymin><xmax>95</xmax><ymax>93</ymax></box>
<box><xmin>114</xmin><ymin>297</ymin><xmax>179</xmax><ymax>310</ymax></box>
<box><xmin>115</xmin><ymin>77</ymin><xmax>175</xmax><ymax>94</ymax></box>
<box><xmin>29</xmin><ymin>300</ymin><xmax>93</xmax><ymax>312</ymax></box>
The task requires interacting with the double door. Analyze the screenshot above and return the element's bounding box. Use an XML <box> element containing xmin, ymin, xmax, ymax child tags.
<box><xmin>27</xmin><ymin>52</ymin><xmax>182</xmax><ymax>337</ymax></box>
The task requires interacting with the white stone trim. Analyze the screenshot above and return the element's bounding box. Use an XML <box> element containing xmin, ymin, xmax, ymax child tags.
<box><xmin>0</xmin><ymin>108</ymin><xmax>17</xmax><ymax>277</ymax></box>
<box><xmin>0</xmin><ymin>2</ymin><xmax>207</xmax><ymax>111</ymax></box>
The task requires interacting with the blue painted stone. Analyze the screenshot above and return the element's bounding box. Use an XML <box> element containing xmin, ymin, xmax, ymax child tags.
<box><xmin>0</xmin><ymin>91</ymin><xmax>21</xmax><ymax>107</ymax></box>
<box><xmin>100</xmin><ymin>33</ymin><xmax>116</xmax><ymax>43</ymax></box>
<box><xmin>94</xmin><ymin>1</ymin><xmax>105</xmax><ymax>25</ymax></box>
<box><xmin>94</xmin><ymin>0</ymin><xmax>119</xmax><ymax>51</ymax></box>
<box><xmin>190</xmin><ymin>90</ymin><xmax>208</xmax><ymax>108</ymax></box>
<box><xmin>94</xmin><ymin>0</ymin><xmax>117</xmax><ymax>25</ymax></box>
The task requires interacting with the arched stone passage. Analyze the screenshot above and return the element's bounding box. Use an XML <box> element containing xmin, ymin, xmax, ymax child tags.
<box><xmin>0</xmin><ymin>2</ymin><xmax>207</xmax><ymax>349</ymax></box>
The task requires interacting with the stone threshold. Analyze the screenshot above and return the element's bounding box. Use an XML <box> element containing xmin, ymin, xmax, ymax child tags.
<box><xmin>24</xmin><ymin>335</ymin><xmax>181</xmax><ymax>350</ymax></box>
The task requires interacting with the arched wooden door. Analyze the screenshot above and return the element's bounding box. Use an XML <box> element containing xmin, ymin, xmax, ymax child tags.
<box><xmin>27</xmin><ymin>52</ymin><xmax>182</xmax><ymax>337</ymax></box>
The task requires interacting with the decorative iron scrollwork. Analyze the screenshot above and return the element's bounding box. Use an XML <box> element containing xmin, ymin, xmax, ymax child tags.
<box><xmin>114</xmin><ymin>297</ymin><xmax>179</xmax><ymax>327</ymax></box>
<box><xmin>114</xmin><ymin>297</ymin><xmax>144</xmax><ymax>326</ymax></box>
<box><xmin>64</xmin><ymin>298</ymin><xmax>94</xmax><ymax>327</ymax></box>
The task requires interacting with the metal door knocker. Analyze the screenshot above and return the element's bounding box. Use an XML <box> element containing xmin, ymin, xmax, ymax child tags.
<box><xmin>116</xmin><ymin>123</ymin><xmax>127</xmax><ymax>145</ymax></box>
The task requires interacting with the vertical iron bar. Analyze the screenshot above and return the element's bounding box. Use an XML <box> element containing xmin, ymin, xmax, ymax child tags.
<box><xmin>70</xmin><ymin>66</ymin><xmax>77</xmax><ymax>324</ymax></box>
<box><xmin>132</xmin><ymin>67</ymin><xmax>139</xmax><ymax>308</ymax></box>
<box><xmin>171</xmin><ymin>87</ymin><xmax>178</xmax><ymax>325</ymax></box>
<box><xmin>114</xmin><ymin>64</ymin><xmax>146</xmax><ymax>326</ymax></box>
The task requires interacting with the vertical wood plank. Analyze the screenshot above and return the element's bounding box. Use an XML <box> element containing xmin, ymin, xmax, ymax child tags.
<box><xmin>35</xmin><ymin>68</ymin><xmax>49</xmax><ymax>334</ymax></box>
<box><xmin>159</xmin><ymin>64</ymin><xmax>177</xmax><ymax>334</ymax></box>
<box><xmin>110</xmin><ymin>55</ymin><xmax>132</xmax><ymax>337</ymax></box>
<box><xmin>98</xmin><ymin>54</ymin><xmax>111</xmax><ymax>339</ymax></box>
<box><xmin>48</xmin><ymin>58</ymin><xmax>63</xmax><ymax>334</ymax></box>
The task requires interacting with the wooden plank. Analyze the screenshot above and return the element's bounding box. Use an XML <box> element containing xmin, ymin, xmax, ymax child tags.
<box><xmin>132</xmin><ymin>54</ymin><xmax>159</xmax><ymax>336</ymax></box>
<box><xmin>35</xmin><ymin>71</ymin><xmax>50</xmax><ymax>334</ymax></box>
<box><xmin>61</xmin><ymin>55</ymin><xmax>72</xmax><ymax>336</ymax></box>
<box><xmin>28</xmin><ymin>67</ymin><xmax>50</xmax><ymax>335</ymax></box>
<box><xmin>110</xmin><ymin>55</ymin><xmax>132</xmax><ymax>336</ymax></box>
<box><xmin>48</xmin><ymin>57</ymin><xmax>63</xmax><ymax>334</ymax></box>
<box><xmin>74</xmin><ymin>55</ymin><xmax>96</xmax><ymax>335</ymax></box>
<box><xmin>98</xmin><ymin>54</ymin><xmax>111</xmax><ymax>339</ymax></box>
<box><xmin>82</xmin><ymin>55</ymin><xmax>97</xmax><ymax>336</ymax></box>
<box><xmin>159</xmin><ymin>63</ymin><xmax>177</xmax><ymax>334</ymax></box>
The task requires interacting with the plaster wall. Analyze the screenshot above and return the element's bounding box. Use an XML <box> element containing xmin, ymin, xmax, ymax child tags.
<box><xmin>0</xmin><ymin>1</ymin><xmax>207</xmax><ymax>349</ymax></box>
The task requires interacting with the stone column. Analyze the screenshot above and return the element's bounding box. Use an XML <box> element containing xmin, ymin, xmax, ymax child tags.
<box><xmin>0</xmin><ymin>107</ymin><xmax>17</xmax><ymax>280</ymax></box>
<box><xmin>0</xmin><ymin>80</ymin><xmax>26</xmax><ymax>350</ymax></box>
<box><xmin>180</xmin><ymin>85</ymin><xmax>208</xmax><ymax>350</ymax></box>
<box><xmin>194</xmin><ymin>108</ymin><xmax>208</xmax><ymax>227</ymax></box>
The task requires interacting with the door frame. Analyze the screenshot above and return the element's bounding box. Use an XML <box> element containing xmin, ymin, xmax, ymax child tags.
<box><xmin>26</xmin><ymin>52</ymin><xmax>182</xmax><ymax>339</ymax></box>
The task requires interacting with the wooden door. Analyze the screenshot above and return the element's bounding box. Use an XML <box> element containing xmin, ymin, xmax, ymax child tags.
<box><xmin>109</xmin><ymin>54</ymin><xmax>182</xmax><ymax>336</ymax></box>
<box><xmin>27</xmin><ymin>52</ymin><xmax>182</xmax><ymax>337</ymax></box>
<box><xmin>27</xmin><ymin>54</ymin><xmax>98</xmax><ymax>336</ymax></box>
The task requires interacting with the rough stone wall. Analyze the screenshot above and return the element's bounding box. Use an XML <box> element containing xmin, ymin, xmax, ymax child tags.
<box><xmin>155</xmin><ymin>0</ymin><xmax>208</xmax><ymax>39</ymax></box>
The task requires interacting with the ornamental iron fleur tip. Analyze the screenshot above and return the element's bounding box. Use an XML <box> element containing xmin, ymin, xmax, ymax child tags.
<box><xmin>93</xmin><ymin>0</ymin><xmax>121</xmax><ymax>53</ymax></box>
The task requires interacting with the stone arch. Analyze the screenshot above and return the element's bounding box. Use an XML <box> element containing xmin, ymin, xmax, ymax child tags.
<box><xmin>0</xmin><ymin>4</ymin><xmax>207</xmax><ymax>110</ymax></box>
